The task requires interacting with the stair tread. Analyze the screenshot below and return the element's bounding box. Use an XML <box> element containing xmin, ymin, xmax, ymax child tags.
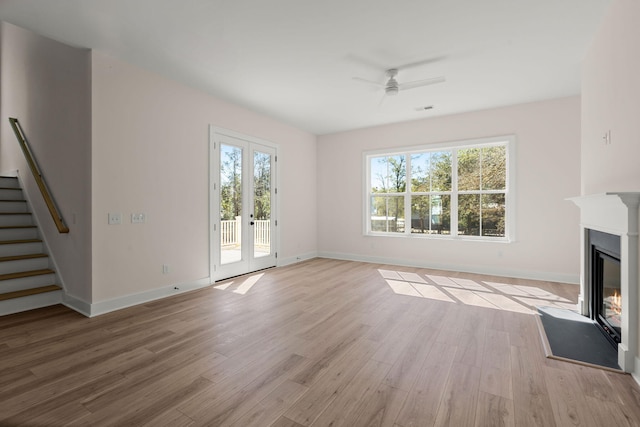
<box><xmin>0</xmin><ymin>269</ymin><xmax>55</xmax><ymax>281</ymax></box>
<box><xmin>0</xmin><ymin>253</ymin><xmax>48</xmax><ymax>262</ymax></box>
<box><xmin>0</xmin><ymin>285</ymin><xmax>61</xmax><ymax>301</ymax></box>
<box><xmin>0</xmin><ymin>177</ymin><xmax>60</xmax><ymax>310</ymax></box>
<box><xmin>0</xmin><ymin>239</ymin><xmax>41</xmax><ymax>245</ymax></box>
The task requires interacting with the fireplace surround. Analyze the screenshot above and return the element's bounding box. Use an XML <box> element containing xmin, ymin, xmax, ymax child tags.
<box><xmin>569</xmin><ymin>193</ymin><xmax>640</xmax><ymax>374</ymax></box>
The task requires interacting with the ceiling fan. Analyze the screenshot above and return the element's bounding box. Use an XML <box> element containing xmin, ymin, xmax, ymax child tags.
<box><xmin>353</xmin><ymin>68</ymin><xmax>445</xmax><ymax>97</ymax></box>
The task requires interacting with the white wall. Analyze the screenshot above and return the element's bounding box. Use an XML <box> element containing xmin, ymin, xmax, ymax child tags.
<box><xmin>317</xmin><ymin>97</ymin><xmax>581</xmax><ymax>283</ymax></box>
<box><xmin>581</xmin><ymin>0</ymin><xmax>640</xmax><ymax>195</ymax></box>
<box><xmin>0</xmin><ymin>22</ymin><xmax>92</xmax><ymax>302</ymax></box>
<box><xmin>91</xmin><ymin>51</ymin><xmax>317</xmax><ymax>303</ymax></box>
<box><xmin>580</xmin><ymin>0</ymin><xmax>640</xmax><ymax>379</ymax></box>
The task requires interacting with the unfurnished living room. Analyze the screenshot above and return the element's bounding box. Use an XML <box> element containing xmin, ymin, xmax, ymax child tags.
<box><xmin>1</xmin><ymin>0</ymin><xmax>640</xmax><ymax>426</ymax></box>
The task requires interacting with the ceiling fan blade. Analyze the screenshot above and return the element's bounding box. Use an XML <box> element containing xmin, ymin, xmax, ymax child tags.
<box><xmin>395</xmin><ymin>55</ymin><xmax>447</xmax><ymax>71</ymax></box>
<box><xmin>345</xmin><ymin>53</ymin><xmax>387</xmax><ymax>71</ymax></box>
<box><xmin>352</xmin><ymin>76</ymin><xmax>384</xmax><ymax>88</ymax></box>
<box><xmin>377</xmin><ymin>93</ymin><xmax>387</xmax><ymax>108</ymax></box>
<box><xmin>399</xmin><ymin>76</ymin><xmax>446</xmax><ymax>91</ymax></box>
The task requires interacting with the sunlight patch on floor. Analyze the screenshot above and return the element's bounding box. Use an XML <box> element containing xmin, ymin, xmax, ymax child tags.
<box><xmin>381</xmin><ymin>269</ymin><xmax>576</xmax><ymax>314</ymax></box>
<box><xmin>213</xmin><ymin>272</ymin><xmax>266</xmax><ymax>295</ymax></box>
<box><xmin>233</xmin><ymin>273</ymin><xmax>264</xmax><ymax>295</ymax></box>
<box><xmin>214</xmin><ymin>282</ymin><xmax>233</xmax><ymax>290</ymax></box>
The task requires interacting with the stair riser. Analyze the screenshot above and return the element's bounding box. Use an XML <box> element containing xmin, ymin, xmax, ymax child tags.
<box><xmin>0</xmin><ymin>257</ymin><xmax>49</xmax><ymax>275</ymax></box>
<box><xmin>0</xmin><ymin>242</ymin><xmax>43</xmax><ymax>257</ymax></box>
<box><xmin>0</xmin><ymin>201</ymin><xmax>28</xmax><ymax>213</ymax></box>
<box><xmin>0</xmin><ymin>214</ymin><xmax>33</xmax><ymax>227</ymax></box>
<box><xmin>0</xmin><ymin>273</ymin><xmax>56</xmax><ymax>293</ymax></box>
<box><xmin>0</xmin><ymin>290</ymin><xmax>62</xmax><ymax>316</ymax></box>
<box><xmin>0</xmin><ymin>228</ymin><xmax>38</xmax><ymax>240</ymax></box>
<box><xmin>0</xmin><ymin>189</ymin><xmax>24</xmax><ymax>200</ymax></box>
<box><xmin>0</xmin><ymin>178</ymin><xmax>20</xmax><ymax>189</ymax></box>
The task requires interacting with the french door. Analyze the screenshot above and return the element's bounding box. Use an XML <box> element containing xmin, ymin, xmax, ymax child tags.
<box><xmin>210</xmin><ymin>127</ymin><xmax>277</xmax><ymax>280</ymax></box>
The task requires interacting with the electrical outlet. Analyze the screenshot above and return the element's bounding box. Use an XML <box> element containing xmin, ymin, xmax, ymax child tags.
<box><xmin>163</xmin><ymin>264</ymin><xmax>170</xmax><ymax>274</ymax></box>
<box><xmin>131</xmin><ymin>213</ymin><xmax>146</xmax><ymax>223</ymax></box>
<box><xmin>108</xmin><ymin>213</ymin><xmax>122</xmax><ymax>225</ymax></box>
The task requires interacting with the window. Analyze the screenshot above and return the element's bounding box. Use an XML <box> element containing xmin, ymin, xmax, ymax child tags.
<box><xmin>365</xmin><ymin>136</ymin><xmax>514</xmax><ymax>241</ymax></box>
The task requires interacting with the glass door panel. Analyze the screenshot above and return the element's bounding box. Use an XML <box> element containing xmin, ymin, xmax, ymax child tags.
<box><xmin>211</xmin><ymin>128</ymin><xmax>277</xmax><ymax>281</ymax></box>
<box><xmin>249</xmin><ymin>144</ymin><xmax>276</xmax><ymax>272</ymax></box>
<box><xmin>220</xmin><ymin>143</ymin><xmax>243</xmax><ymax>265</ymax></box>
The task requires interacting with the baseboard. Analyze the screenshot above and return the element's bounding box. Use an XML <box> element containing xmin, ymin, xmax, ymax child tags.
<box><xmin>278</xmin><ymin>251</ymin><xmax>319</xmax><ymax>267</ymax></box>
<box><xmin>64</xmin><ymin>277</ymin><xmax>212</xmax><ymax>317</ymax></box>
<box><xmin>317</xmin><ymin>251</ymin><xmax>580</xmax><ymax>285</ymax></box>
<box><xmin>633</xmin><ymin>357</ymin><xmax>640</xmax><ymax>387</ymax></box>
<box><xmin>62</xmin><ymin>293</ymin><xmax>92</xmax><ymax>317</ymax></box>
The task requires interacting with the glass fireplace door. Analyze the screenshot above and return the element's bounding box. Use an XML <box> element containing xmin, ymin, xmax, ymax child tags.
<box><xmin>595</xmin><ymin>250</ymin><xmax>622</xmax><ymax>343</ymax></box>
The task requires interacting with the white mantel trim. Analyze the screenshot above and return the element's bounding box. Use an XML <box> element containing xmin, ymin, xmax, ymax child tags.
<box><xmin>568</xmin><ymin>192</ymin><xmax>640</xmax><ymax>374</ymax></box>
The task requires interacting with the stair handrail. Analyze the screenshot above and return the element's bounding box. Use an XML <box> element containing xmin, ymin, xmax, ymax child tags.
<box><xmin>8</xmin><ymin>118</ymin><xmax>69</xmax><ymax>233</ymax></box>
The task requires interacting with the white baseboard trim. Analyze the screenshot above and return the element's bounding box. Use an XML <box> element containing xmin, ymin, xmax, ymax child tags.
<box><xmin>317</xmin><ymin>251</ymin><xmax>580</xmax><ymax>285</ymax></box>
<box><xmin>62</xmin><ymin>293</ymin><xmax>92</xmax><ymax>317</ymax></box>
<box><xmin>278</xmin><ymin>251</ymin><xmax>319</xmax><ymax>267</ymax></box>
<box><xmin>633</xmin><ymin>357</ymin><xmax>640</xmax><ymax>387</ymax></box>
<box><xmin>64</xmin><ymin>277</ymin><xmax>212</xmax><ymax>317</ymax></box>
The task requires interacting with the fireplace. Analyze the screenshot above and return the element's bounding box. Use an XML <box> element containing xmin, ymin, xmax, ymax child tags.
<box><xmin>589</xmin><ymin>229</ymin><xmax>621</xmax><ymax>346</ymax></box>
<box><xmin>569</xmin><ymin>192</ymin><xmax>640</xmax><ymax>374</ymax></box>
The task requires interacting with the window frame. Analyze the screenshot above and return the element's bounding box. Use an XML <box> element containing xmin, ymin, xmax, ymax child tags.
<box><xmin>363</xmin><ymin>135</ymin><xmax>516</xmax><ymax>242</ymax></box>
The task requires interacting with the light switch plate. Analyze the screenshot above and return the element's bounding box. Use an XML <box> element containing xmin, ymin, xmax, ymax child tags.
<box><xmin>108</xmin><ymin>213</ymin><xmax>122</xmax><ymax>225</ymax></box>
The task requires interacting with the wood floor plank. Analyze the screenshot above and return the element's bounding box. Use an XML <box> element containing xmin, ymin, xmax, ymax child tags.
<box><xmin>310</xmin><ymin>358</ymin><xmax>392</xmax><ymax>426</ymax></box>
<box><xmin>479</xmin><ymin>366</ymin><xmax>512</xmax><ymax>400</ymax></box>
<box><xmin>180</xmin><ymin>353</ymin><xmax>305</xmax><ymax>426</ymax></box>
<box><xmin>381</xmin><ymin>320</ymin><xmax>438</xmax><ymax>392</ymax></box>
<box><xmin>394</xmin><ymin>341</ymin><xmax>457</xmax><ymax>427</ymax></box>
<box><xmin>290</xmin><ymin>322</ymin><xmax>370</xmax><ymax>386</ymax></box>
<box><xmin>141</xmin><ymin>409</ymin><xmax>195</xmax><ymax>427</ymax></box>
<box><xmin>284</xmin><ymin>337</ymin><xmax>380</xmax><ymax>425</ymax></box>
<box><xmin>510</xmin><ymin>344</ymin><xmax>557</xmax><ymax>427</ymax></box>
<box><xmin>345</xmin><ymin>384</ymin><xmax>408</xmax><ymax>427</ymax></box>
<box><xmin>229</xmin><ymin>380</ymin><xmax>308</xmax><ymax>427</ymax></box>
<box><xmin>0</xmin><ymin>347</ymin><xmax>153</xmax><ymax>418</ymax></box>
<box><xmin>1</xmin><ymin>258</ymin><xmax>640</xmax><ymax>427</ymax></box>
<box><xmin>433</xmin><ymin>362</ymin><xmax>482</xmax><ymax>427</ymax></box>
<box><xmin>543</xmin><ymin>365</ymin><xmax>597</xmax><ymax>427</ymax></box>
<box><xmin>271</xmin><ymin>415</ymin><xmax>306</xmax><ymax>427</ymax></box>
<box><xmin>569</xmin><ymin>364</ymin><xmax>622</xmax><ymax>403</ymax></box>
<box><xmin>474</xmin><ymin>391</ymin><xmax>515</xmax><ymax>427</ymax></box>
<box><xmin>73</xmin><ymin>353</ymin><xmax>221</xmax><ymax>426</ymax></box>
<box><xmin>1</xmin><ymin>372</ymin><xmax>124</xmax><ymax>425</ymax></box>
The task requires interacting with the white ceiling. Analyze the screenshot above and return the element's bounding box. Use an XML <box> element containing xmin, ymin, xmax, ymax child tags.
<box><xmin>0</xmin><ymin>0</ymin><xmax>609</xmax><ymax>135</ymax></box>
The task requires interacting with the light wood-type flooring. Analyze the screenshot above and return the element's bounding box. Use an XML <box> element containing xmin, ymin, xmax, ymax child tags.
<box><xmin>2</xmin><ymin>258</ymin><xmax>640</xmax><ymax>426</ymax></box>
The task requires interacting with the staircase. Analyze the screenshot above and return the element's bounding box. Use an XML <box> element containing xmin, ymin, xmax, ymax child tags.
<box><xmin>0</xmin><ymin>176</ymin><xmax>62</xmax><ymax>316</ymax></box>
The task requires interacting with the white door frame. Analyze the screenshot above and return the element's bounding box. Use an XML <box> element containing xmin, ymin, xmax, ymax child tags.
<box><xmin>209</xmin><ymin>126</ymin><xmax>279</xmax><ymax>281</ymax></box>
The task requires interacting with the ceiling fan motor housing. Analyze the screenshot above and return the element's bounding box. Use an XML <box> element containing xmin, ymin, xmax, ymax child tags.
<box><xmin>385</xmin><ymin>69</ymin><xmax>399</xmax><ymax>95</ymax></box>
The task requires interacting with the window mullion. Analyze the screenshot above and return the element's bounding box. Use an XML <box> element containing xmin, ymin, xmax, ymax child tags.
<box><xmin>479</xmin><ymin>149</ymin><xmax>483</xmax><ymax>237</ymax></box>
<box><xmin>405</xmin><ymin>154</ymin><xmax>411</xmax><ymax>235</ymax></box>
<box><xmin>451</xmin><ymin>150</ymin><xmax>458</xmax><ymax>236</ymax></box>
